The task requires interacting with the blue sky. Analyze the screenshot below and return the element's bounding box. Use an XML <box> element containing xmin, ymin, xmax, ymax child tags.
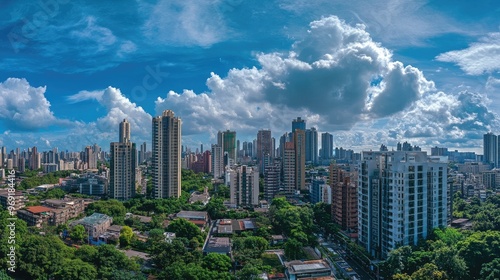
<box><xmin>0</xmin><ymin>0</ymin><xmax>499</xmax><ymax>153</ymax></box>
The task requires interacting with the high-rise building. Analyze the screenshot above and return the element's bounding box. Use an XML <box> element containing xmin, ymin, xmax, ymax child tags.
<box><xmin>152</xmin><ymin>110</ymin><xmax>182</xmax><ymax>199</ymax></box>
<box><xmin>330</xmin><ymin>163</ymin><xmax>357</xmax><ymax>232</ymax></box>
<box><xmin>358</xmin><ymin>151</ymin><xmax>448</xmax><ymax>259</ymax></box>
<box><xmin>283</xmin><ymin>142</ymin><xmax>296</xmax><ymax>195</ymax></box>
<box><xmin>292</xmin><ymin>117</ymin><xmax>306</xmax><ymax>133</ymax></box>
<box><xmin>294</xmin><ymin>129</ymin><xmax>306</xmax><ymax>191</ymax></box>
<box><xmin>211</xmin><ymin>144</ymin><xmax>224</xmax><ymax>179</ymax></box>
<box><xmin>321</xmin><ymin>132</ymin><xmax>333</xmax><ymax>160</ymax></box>
<box><xmin>305</xmin><ymin>127</ymin><xmax>318</xmax><ymax>164</ymax></box>
<box><xmin>228</xmin><ymin>165</ymin><xmax>259</xmax><ymax>207</ymax></box>
<box><xmin>484</xmin><ymin>133</ymin><xmax>498</xmax><ymax>167</ymax></box>
<box><xmin>110</xmin><ymin>119</ymin><xmax>137</xmax><ymax>201</ymax></box>
<box><xmin>310</xmin><ymin>177</ymin><xmax>329</xmax><ymax>204</ymax></box>
<box><xmin>264</xmin><ymin>161</ymin><xmax>281</xmax><ymax>201</ymax></box>
<box><xmin>29</xmin><ymin>146</ymin><xmax>41</xmax><ymax>170</ymax></box>
<box><xmin>217</xmin><ymin>130</ymin><xmax>237</xmax><ymax>166</ymax></box>
<box><xmin>119</xmin><ymin>119</ymin><xmax>131</xmax><ymax>143</ymax></box>
<box><xmin>138</xmin><ymin>142</ymin><xmax>147</xmax><ymax>164</ymax></box>
<box><xmin>257</xmin><ymin>129</ymin><xmax>273</xmax><ymax>173</ymax></box>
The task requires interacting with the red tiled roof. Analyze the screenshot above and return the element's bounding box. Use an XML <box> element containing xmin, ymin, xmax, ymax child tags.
<box><xmin>26</xmin><ymin>206</ymin><xmax>53</xmax><ymax>214</ymax></box>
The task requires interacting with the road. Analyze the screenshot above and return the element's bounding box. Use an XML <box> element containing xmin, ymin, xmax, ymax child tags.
<box><xmin>319</xmin><ymin>241</ymin><xmax>375</xmax><ymax>280</ymax></box>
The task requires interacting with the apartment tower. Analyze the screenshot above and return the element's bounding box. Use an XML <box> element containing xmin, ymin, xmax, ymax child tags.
<box><xmin>110</xmin><ymin>119</ymin><xmax>136</xmax><ymax>200</ymax></box>
<box><xmin>358</xmin><ymin>151</ymin><xmax>448</xmax><ymax>259</ymax></box>
<box><xmin>152</xmin><ymin>110</ymin><xmax>182</xmax><ymax>198</ymax></box>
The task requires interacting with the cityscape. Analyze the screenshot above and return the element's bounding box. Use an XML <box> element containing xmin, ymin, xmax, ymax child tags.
<box><xmin>1</xmin><ymin>1</ymin><xmax>500</xmax><ymax>280</ymax></box>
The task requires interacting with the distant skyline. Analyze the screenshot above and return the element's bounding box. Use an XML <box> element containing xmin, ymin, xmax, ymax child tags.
<box><xmin>1</xmin><ymin>0</ymin><xmax>499</xmax><ymax>153</ymax></box>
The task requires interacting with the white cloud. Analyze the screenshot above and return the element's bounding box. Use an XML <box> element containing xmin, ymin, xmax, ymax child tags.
<box><xmin>141</xmin><ymin>0</ymin><xmax>229</xmax><ymax>47</ymax></box>
<box><xmin>66</xmin><ymin>90</ymin><xmax>104</xmax><ymax>104</ymax></box>
<box><xmin>66</xmin><ymin>86</ymin><xmax>152</xmax><ymax>145</ymax></box>
<box><xmin>436</xmin><ymin>32</ymin><xmax>500</xmax><ymax>75</ymax></box>
<box><xmin>156</xmin><ymin>16</ymin><xmax>434</xmax><ymax>136</ymax></box>
<box><xmin>71</xmin><ymin>16</ymin><xmax>117</xmax><ymax>53</ymax></box>
<box><xmin>0</xmin><ymin>78</ymin><xmax>65</xmax><ymax>130</ymax></box>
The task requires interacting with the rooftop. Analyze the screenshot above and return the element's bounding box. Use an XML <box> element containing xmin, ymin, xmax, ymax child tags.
<box><xmin>176</xmin><ymin>210</ymin><xmax>208</xmax><ymax>220</ymax></box>
<box><xmin>203</xmin><ymin>237</ymin><xmax>231</xmax><ymax>253</ymax></box>
<box><xmin>79</xmin><ymin>213</ymin><xmax>112</xmax><ymax>225</ymax></box>
<box><xmin>26</xmin><ymin>206</ymin><xmax>53</xmax><ymax>214</ymax></box>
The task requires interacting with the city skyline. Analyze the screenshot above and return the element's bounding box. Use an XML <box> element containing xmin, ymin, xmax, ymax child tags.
<box><xmin>1</xmin><ymin>1</ymin><xmax>499</xmax><ymax>153</ymax></box>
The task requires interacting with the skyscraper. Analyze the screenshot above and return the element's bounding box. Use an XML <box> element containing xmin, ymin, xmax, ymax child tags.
<box><xmin>305</xmin><ymin>127</ymin><xmax>318</xmax><ymax>164</ymax></box>
<box><xmin>293</xmin><ymin>129</ymin><xmax>306</xmax><ymax>191</ymax></box>
<box><xmin>358</xmin><ymin>151</ymin><xmax>448</xmax><ymax>259</ymax></box>
<box><xmin>330</xmin><ymin>162</ymin><xmax>357</xmax><ymax>231</ymax></box>
<box><xmin>152</xmin><ymin>110</ymin><xmax>182</xmax><ymax>199</ymax></box>
<box><xmin>211</xmin><ymin>144</ymin><xmax>224</xmax><ymax>178</ymax></box>
<box><xmin>264</xmin><ymin>161</ymin><xmax>281</xmax><ymax>201</ymax></box>
<box><xmin>257</xmin><ymin>129</ymin><xmax>273</xmax><ymax>173</ymax></box>
<box><xmin>321</xmin><ymin>132</ymin><xmax>333</xmax><ymax>160</ymax></box>
<box><xmin>484</xmin><ymin>132</ymin><xmax>498</xmax><ymax>167</ymax></box>
<box><xmin>217</xmin><ymin>130</ymin><xmax>237</xmax><ymax>166</ymax></box>
<box><xmin>283</xmin><ymin>142</ymin><xmax>296</xmax><ymax>195</ymax></box>
<box><xmin>110</xmin><ymin>119</ymin><xmax>136</xmax><ymax>201</ymax></box>
<box><xmin>292</xmin><ymin>117</ymin><xmax>306</xmax><ymax>133</ymax></box>
<box><xmin>119</xmin><ymin>119</ymin><xmax>131</xmax><ymax>143</ymax></box>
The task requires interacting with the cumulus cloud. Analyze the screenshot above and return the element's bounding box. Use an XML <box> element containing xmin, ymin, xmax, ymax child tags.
<box><xmin>436</xmin><ymin>32</ymin><xmax>500</xmax><ymax>75</ymax></box>
<box><xmin>156</xmin><ymin>16</ymin><xmax>434</xmax><ymax>136</ymax></box>
<box><xmin>67</xmin><ymin>86</ymin><xmax>152</xmax><ymax>144</ymax></box>
<box><xmin>387</xmin><ymin>90</ymin><xmax>498</xmax><ymax>145</ymax></box>
<box><xmin>0</xmin><ymin>78</ymin><xmax>67</xmax><ymax>130</ymax></box>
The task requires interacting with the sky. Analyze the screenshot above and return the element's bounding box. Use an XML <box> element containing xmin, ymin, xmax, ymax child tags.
<box><xmin>0</xmin><ymin>0</ymin><xmax>499</xmax><ymax>153</ymax></box>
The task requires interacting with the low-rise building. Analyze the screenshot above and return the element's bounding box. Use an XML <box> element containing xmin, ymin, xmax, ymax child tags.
<box><xmin>176</xmin><ymin>210</ymin><xmax>210</xmax><ymax>229</ymax></box>
<box><xmin>202</xmin><ymin>237</ymin><xmax>232</xmax><ymax>257</ymax></box>
<box><xmin>17</xmin><ymin>206</ymin><xmax>53</xmax><ymax>227</ymax></box>
<box><xmin>71</xmin><ymin>213</ymin><xmax>113</xmax><ymax>240</ymax></box>
<box><xmin>189</xmin><ymin>188</ymin><xmax>210</xmax><ymax>205</ymax></box>
<box><xmin>42</xmin><ymin>197</ymin><xmax>85</xmax><ymax>225</ymax></box>
<box><xmin>284</xmin><ymin>260</ymin><xmax>333</xmax><ymax>280</ymax></box>
<box><xmin>214</xmin><ymin>218</ymin><xmax>259</xmax><ymax>235</ymax></box>
<box><xmin>0</xmin><ymin>189</ymin><xmax>27</xmax><ymax>213</ymax></box>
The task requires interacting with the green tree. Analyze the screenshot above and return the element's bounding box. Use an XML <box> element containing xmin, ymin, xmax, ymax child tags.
<box><xmin>0</xmin><ymin>270</ymin><xmax>14</xmax><ymax>280</ymax></box>
<box><xmin>53</xmin><ymin>258</ymin><xmax>97</xmax><ymax>280</ymax></box>
<box><xmin>85</xmin><ymin>199</ymin><xmax>127</xmax><ymax>220</ymax></box>
<box><xmin>161</xmin><ymin>262</ymin><xmax>233</xmax><ymax>280</ymax></box>
<box><xmin>18</xmin><ymin>235</ymin><xmax>74</xmax><ymax>280</ymax></box>
<box><xmin>119</xmin><ymin>226</ymin><xmax>134</xmax><ymax>248</ymax></box>
<box><xmin>92</xmin><ymin>245</ymin><xmax>140</xmax><ymax>279</ymax></box>
<box><xmin>203</xmin><ymin>253</ymin><xmax>232</xmax><ymax>272</ymax></box>
<box><xmin>284</xmin><ymin>238</ymin><xmax>304</xmax><ymax>260</ymax></box>
<box><xmin>236</xmin><ymin>263</ymin><xmax>263</xmax><ymax>280</ymax></box>
<box><xmin>149</xmin><ymin>238</ymin><xmax>193</xmax><ymax>270</ymax></box>
<box><xmin>166</xmin><ymin>218</ymin><xmax>202</xmax><ymax>241</ymax></box>
<box><xmin>411</xmin><ymin>263</ymin><xmax>448</xmax><ymax>280</ymax></box>
<box><xmin>71</xmin><ymin>225</ymin><xmax>86</xmax><ymax>243</ymax></box>
<box><xmin>458</xmin><ymin>231</ymin><xmax>500</xmax><ymax>278</ymax></box>
<box><xmin>75</xmin><ymin>245</ymin><xmax>98</xmax><ymax>263</ymax></box>
<box><xmin>480</xmin><ymin>258</ymin><xmax>500</xmax><ymax>280</ymax></box>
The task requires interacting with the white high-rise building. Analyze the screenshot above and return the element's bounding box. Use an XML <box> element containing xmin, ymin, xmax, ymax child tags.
<box><xmin>228</xmin><ymin>165</ymin><xmax>259</xmax><ymax>207</ymax></box>
<box><xmin>211</xmin><ymin>144</ymin><xmax>224</xmax><ymax>179</ymax></box>
<box><xmin>358</xmin><ymin>151</ymin><xmax>448</xmax><ymax>259</ymax></box>
<box><xmin>152</xmin><ymin>110</ymin><xmax>181</xmax><ymax>199</ymax></box>
<box><xmin>110</xmin><ymin>119</ymin><xmax>136</xmax><ymax>201</ymax></box>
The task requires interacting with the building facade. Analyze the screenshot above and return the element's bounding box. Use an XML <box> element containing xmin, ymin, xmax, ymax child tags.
<box><xmin>228</xmin><ymin>165</ymin><xmax>259</xmax><ymax>207</ymax></box>
<box><xmin>305</xmin><ymin>127</ymin><xmax>318</xmax><ymax>165</ymax></box>
<box><xmin>152</xmin><ymin>110</ymin><xmax>182</xmax><ymax>199</ymax></box>
<box><xmin>110</xmin><ymin>119</ymin><xmax>137</xmax><ymax>201</ymax></box>
<box><xmin>358</xmin><ymin>151</ymin><xmax>448</xmax><ymax>259</ymax></box>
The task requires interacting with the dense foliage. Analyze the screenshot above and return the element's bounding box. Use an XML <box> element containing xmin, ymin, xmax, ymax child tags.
<box><xmin>383</xmin><ymin>194</ymin><xmax>500</xmax><ymax>280</ymax></box>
